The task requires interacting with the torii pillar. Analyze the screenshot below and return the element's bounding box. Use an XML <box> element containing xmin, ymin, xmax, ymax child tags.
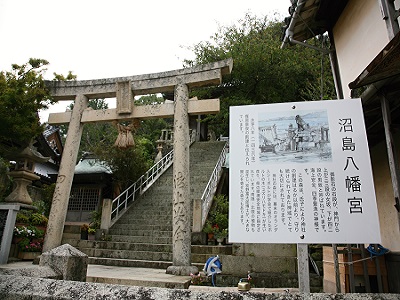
<box><xmin>42</xmin><ymin>59</ymin><xmax>233</xmax><ymax>275</ymax></box>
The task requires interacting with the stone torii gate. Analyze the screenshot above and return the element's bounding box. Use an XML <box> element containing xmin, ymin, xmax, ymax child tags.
<box><xmin>42</xmin><ymin>59</ymin><xmax>233</xmax><ymax>275</ymax></box>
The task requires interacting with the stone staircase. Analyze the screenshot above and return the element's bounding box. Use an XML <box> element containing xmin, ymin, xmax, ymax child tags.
<box><xmin>62</xmin><ymin>141</ymin><xmax>227</xmax><ymax>270</ymax></box>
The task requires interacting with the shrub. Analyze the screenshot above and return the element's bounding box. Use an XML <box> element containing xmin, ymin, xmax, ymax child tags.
<box><xmin>30</xmin><ymin>213</ymin><xmax>48</xmax><ymax>226</ymax></box>
<box><xmin>15</xmin><ymin>212</ymin><xmax>30</xmax><ymax>224</ymax></box>
<box><xmin>17</xmin><ymin>238</ymin><xmax>43</xmax><ymax>252</ymax></box>
<box><xmin>14</xmin><ymin>225</ymin><xmax>44</xmax><ymax>239</ymax></box>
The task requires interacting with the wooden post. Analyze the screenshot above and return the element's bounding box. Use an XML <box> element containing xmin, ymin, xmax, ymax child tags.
<box><xmin>297</xmin><ymin>243</ymin><xmax>310</xmax><ymax>293</ymax></box>
<box><xmin>347</xmin><ymin>244</ymin><xmax>355</xmax><ymax>293</ymax></box>
<box><xmin>359</xmin><ymin>244</ymin><xmax>371</xmax><ymax>292</ymax></box>
<box><xmin>332</xmin><ymin>244</ymin><xmax>341</xmax><ymax>293</ymax></box>
<box><xmin>381</xmin><ymin>96</ymin><xmax>400</xmax><ymax>226</ymax></box>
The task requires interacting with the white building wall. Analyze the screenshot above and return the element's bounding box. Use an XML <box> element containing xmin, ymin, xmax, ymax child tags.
<box><xmin>370</xmin><ymin>135</ymin><xmax>400</xmax><ymax>251</ymax></box>
<box><xmin>332</xmin><ymin>0</ymin><xmax>400</xmax><ymax>251</ymax></box>
<box><xmin>333</xmin><ymin>0</ymin><xmax>390</xmax><ymax>98</ymax></box>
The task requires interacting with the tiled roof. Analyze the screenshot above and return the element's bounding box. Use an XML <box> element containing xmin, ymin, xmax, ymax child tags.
<box><xmin>74</xmin><ymin>158</ymin><xmax>112</xmax><ymax>174</ymax></box>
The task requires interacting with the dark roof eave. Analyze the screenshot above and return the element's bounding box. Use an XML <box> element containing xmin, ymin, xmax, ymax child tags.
<box><xmin>282</xmin><ymin>0</ymin><xmax>349</xmax><ymax>44</ymax></box>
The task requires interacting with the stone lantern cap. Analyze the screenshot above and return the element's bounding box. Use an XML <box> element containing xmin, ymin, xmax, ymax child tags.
<box><xmin>8</xmin><ymin>142</ymin><xmax>49</xmax><ymax>173</ymax></box>
<box><xmin>16</xmin><ymin>142</ymin><xmax>50</xmax><ymax>163</ymax></box>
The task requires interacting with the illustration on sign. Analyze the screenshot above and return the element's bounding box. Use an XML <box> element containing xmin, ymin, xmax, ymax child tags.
<box><xmin>229</xmin><ymin>99</ymin><xmax>381</xmax><ymax>244</ymax></box>
<box><xmin>259</xmin><ymin>109</ymin><xmax>331</xmax><ymax>163</ymax></box>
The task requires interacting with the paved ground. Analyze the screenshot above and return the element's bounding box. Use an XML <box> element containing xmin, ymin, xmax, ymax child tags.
<box><xmin>86</xmin><ymin>264</ymin><xmax>191</xmax><ymax>288</ymax></box>
<box><xmin>0</xmin><ymin>261</ymin><xmax>298</xmax><ymax>293</ymax></box>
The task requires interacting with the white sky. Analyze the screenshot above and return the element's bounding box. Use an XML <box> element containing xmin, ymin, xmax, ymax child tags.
<box><xmin>0</xmin><ymin>0</ymin><xmax>289</xmax><ymax>122</ymax></box>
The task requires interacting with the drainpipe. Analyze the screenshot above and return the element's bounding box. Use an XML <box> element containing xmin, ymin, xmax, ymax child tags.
<box><xmin>281</xmin><ymin>0</ymin><xmax>307</xmax><ymax>49</ymax></box>
<box><xmin>328</xmin><ymin>31</ymin><xmax>344</xmax><ymax>99</ymax></box>
<box><xmin>281</xmin><ymin>1</ymin><xmax>344</xmax><ymax>99</ymax></box>
<box><xmin>288</xmin><ymin>37</ymin><xmax>331</xmax><ymax>54</ymax></box>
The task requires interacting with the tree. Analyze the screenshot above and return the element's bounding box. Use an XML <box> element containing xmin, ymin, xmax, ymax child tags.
<box><xmin>64</xmin><ymin>97</ymin><xmax>162</xmax><ymax>189</ymax></box>
<box><xmin>134</xmin><ymin>94</ymin><xmax>172</xmax><ymax>142</ymax></box>
<box><xmin>184</xmin><ymin>14</ymin><xmax>336</xmax><ymax>136</ymax></box>
<box><xmin>0</xmin><ymin>58</ymin><xmax>56</xmax><ymax>156</ymax></box>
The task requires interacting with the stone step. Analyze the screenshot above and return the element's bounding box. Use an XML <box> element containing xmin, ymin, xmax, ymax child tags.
<box><xmin>191</xmin><ymin>245</ymin><xmax>233</xmax><ymax>255</ymax></box>
<box><xmin>62</xmin><ymin>232</ymin><xmax>80</xmax><ymax>240</ymax></box>
<box><xmin>86</xmin><ymin>264</ymin><xmax>191</xmax><ymax>289</ymax></box>
<box><xmin>111</xmin><ymin>224</ymin><xmax>172</xmax><ymax>231</ymax></box>
<box><xmin>78</xmin><ymin>240</ymin><xmax>172</xmax><ymax>252</ymax></box>
<box><xmin>118</xmin><ymin>212</ymin><xmax>172</xmax><ymax>220</ymax></box>
<box><xmin>81</xmin><ymin>248</ymin><xmax>173</xmax><ymax>261</ymax></box>
<box><xmin>116</xmin><ymin>216</ymin><xmax>172</xmax><ymax>224</ymax></box>
<box><xmin>117</xmin><ymin>211</ymin><xmax>172</xmax><ymax>218</ymax></box>
<box><xmin>108</xmin><ymin>228</ymin><xmax>172</xmax><ymax>236</ymax></box>
<box><xmin>89</xmin><ymin>257</ymin><xmax>172</xmax><ymax>269</ymax></box>
<box><xmin>110</xmin><ymin>235</ymin><xmax>172</xmax><ymax>244</ymax></box>
<box><xmin>119</xmin><ymin>208</ymin><xmax>172</xmax><ymax>216</ymax></box>
<box><xmin>126</xmin><ymin>200</ymin><xmax>173</xmax><ymax>207</ymax></box>
<box><xmin>61</xmin><ymin>238</ymin><xmax>79</xmax><ymax>248</ymax></box>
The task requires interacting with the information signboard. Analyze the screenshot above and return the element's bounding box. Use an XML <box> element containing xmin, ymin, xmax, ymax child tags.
<box><xmin>229</xmin><ymin>99</ymin><xmax>381</xmax><ymax>244</ymax></box>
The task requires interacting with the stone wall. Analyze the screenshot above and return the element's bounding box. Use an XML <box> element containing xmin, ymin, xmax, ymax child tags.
<box><xmin>0</xmin><ymin>275</ymin><xmax>399</xmax><ymax>300</ymax></box>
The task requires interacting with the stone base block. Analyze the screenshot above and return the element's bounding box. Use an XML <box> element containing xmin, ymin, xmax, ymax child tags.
<box><xmin>232</xmin><ymin>243</ymin><xmax>297</xmax><ymax>257</ymax></box>
<box><xmin>191</xmin><ymin>232</ymin><xmax>206</xmax><ymax>245</ymax></box>
<box><xmin>166</xmin><ymin>265</ymin><xmax>198</xmax><ymax>276</ymax></box>
<box><xmin>220</xmin><ymin>255</ymin><xmax>297</xmax><ymax>274</ymax></box>
<box><xmin>40</xmin><ymin>244</ymin><xmax>88</xmax><ymax>281</ymax></box>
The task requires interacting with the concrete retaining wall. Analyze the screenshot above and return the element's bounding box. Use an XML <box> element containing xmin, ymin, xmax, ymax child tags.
<box><xmin>0</xmin><ymin>275</ymin><xmax>399</xmax><ymax>300</ymax></box>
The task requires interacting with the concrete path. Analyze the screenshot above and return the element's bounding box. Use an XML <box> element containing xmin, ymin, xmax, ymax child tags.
<box><xmin>0</xmin><ymin>261</ymin><xmax>191</xmax><ymax>289</ymax></box>
<box><xmin>0</xmin><ymin>261</ymin><xmax>298</xmax><ymax>293</ymax></box>
<box><xmin>87</xmin><ymin>264</ymin><xmax>191</xmax><ymax>289</ymax></box>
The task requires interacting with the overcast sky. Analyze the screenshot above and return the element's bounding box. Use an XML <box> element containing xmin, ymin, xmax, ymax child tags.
<box><xmin>0</xmin><ymin>0</ymin><xmax>290</xmax><ymax>122</ymax></box>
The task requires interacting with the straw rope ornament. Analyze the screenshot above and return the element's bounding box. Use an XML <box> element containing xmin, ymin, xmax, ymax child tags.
<box><xmin>113</xmin><ymin>119</ymin><xmax>140</xmax><ymax>149</ymax></box>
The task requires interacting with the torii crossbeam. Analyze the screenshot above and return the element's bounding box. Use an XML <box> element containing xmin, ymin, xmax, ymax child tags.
<box><xmin>42</xmin><ymin>59</ymin><xmax>233</xmax><ymax>275</ymax></box>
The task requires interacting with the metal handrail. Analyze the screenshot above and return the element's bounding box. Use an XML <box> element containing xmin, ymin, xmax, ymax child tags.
<box><xmin>200</xmin><ymin>141</ymin><xmax>228</xmax><ymax>226</ymax></box>
<box><xmin>110</xmin><ymin>149</ymin><xmax>174</xmax><ymax>225</ymax></box>
<box><xmin>110</xmin><ymin>130</ymin><xmax>197</xmax><ymax>225</ymax></box>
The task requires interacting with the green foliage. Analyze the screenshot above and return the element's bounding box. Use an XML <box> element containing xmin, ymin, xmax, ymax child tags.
<box><xmin>17</xmin><ymin>238</ymin><xmax>43</xmax><ymax>252</ymax></box>
<box><xmin>15</xmin><ymin>212</ymin><xmax>30</xmax><ymax>224</ymax></box>
<box><xmin>30</xmin><ymin>213</ymin><xmax>48</xmax><ymax>226</ymax></box>
<box><xmin>184</xmin><ymin>14</ymin><xmax>336</xmax><ymax>136</ymax></box>
<box><xmin>95</xmin><ymin>140</ymin><xmax>153</xmax><ymax>190</ymax></box>
<box><xmin>14</xmin><ymin>225</ymin><xmax>44</xmax><ymax>238</ymax></box>
<box><xmin>134</xmin><ymin>94</ymin><xmax>164</xmax><ymax>106</ymax></box>
<box><xmin>16</xmin><ymin>210</ymin><xmax>48</xmax><ymax>226</ymax></box>
<box><xmin>203</xmin><ymin>194</ymin><xmax>229</xmax><ymax>237</ymax></box>
<box><xmin>89</xmin><ymin>210</ymin><xmax>102</xmax><ymax>230</ymax></box>
<box><xmin>61</xmin><ymin>98</ymin><xmax>156</xmax><ymax>188</ymax></box>
<box><xmin>14</xmin><ymin>225</ymin><xmax>44</xmax><ymax>252</ymax></box>
<box><xmin>0</xmin><ymin>58</ymin><xmax>56</xmax><ymax>156</ymax></box>
<box><xmin>52</xmin><ymin>71</ymin><xmax>77</xmax><ymax>81</ymax></box>
<box><xmin>135</xmin><ymin>95</ymin><xmax>172</xmax><ymax>143</ymax></box>
<box><xmin>203</xmin><ymin>220</ymin><xmax>214</xmax><ymax>234</ymax></box>
<box><xmin>0</xmin><ymin>157</ymin><xmax>12</xmax><ymax>201</ymax></box>
<box><xmin>213</xmin><ymin>194</ymin><xmax>229</xmax><ymax>215</ymax></box>
<box><xmin>36</xmin><ymin>183</ymin><xmax>55</xmax><ymax>217</ymax></box>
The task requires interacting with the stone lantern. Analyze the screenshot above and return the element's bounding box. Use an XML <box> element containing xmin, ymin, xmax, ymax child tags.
<box><xmin>5</xmin><ymin>142</ymin><xmax>49</xmax><ymax>205</ymax></box>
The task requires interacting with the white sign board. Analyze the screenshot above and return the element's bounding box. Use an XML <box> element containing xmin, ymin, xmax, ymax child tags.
<box><xmin>229</xmin><ymin>99</ymin><xmax>381</xmax><ymax>244</ymax></box>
